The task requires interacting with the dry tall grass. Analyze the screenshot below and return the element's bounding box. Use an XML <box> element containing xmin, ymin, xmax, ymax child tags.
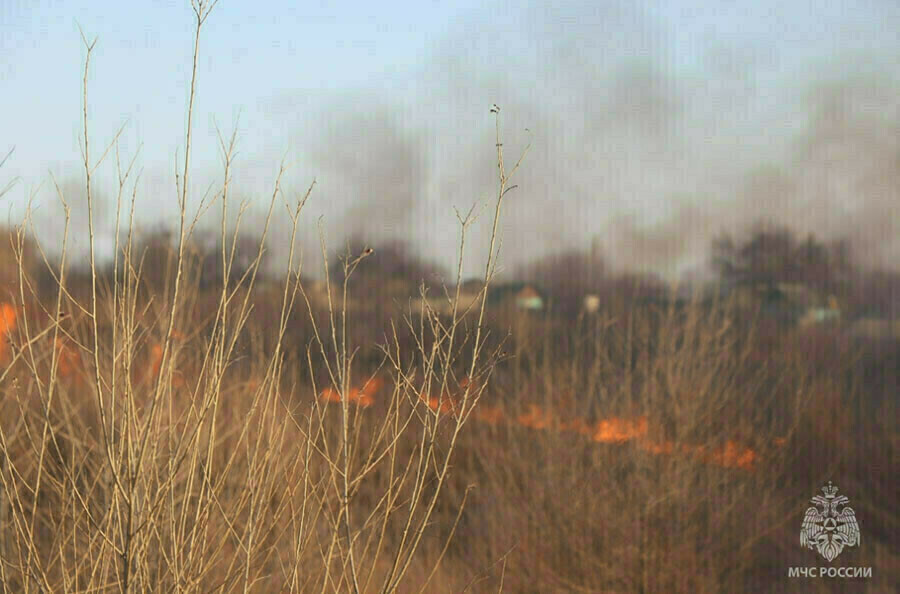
<box><xmin>0</xmin><ymin>2</ymin><xmax>530</xmax><ymax>591</ymax></box>
<box><xmin>1</xmin><ymin>3</ymin><xmax>896</xmax><ymax>593</ymax></box>
<box><xmin>436</xmin><ymin>304</ymin><xmax>897</xmax><ymax>592</ymax></box>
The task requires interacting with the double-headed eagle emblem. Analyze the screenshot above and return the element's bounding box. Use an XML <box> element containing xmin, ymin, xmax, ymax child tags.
<box><xmin>800</xmin><ymin>482</ymin><xmax>860</xmax><ymax>562</ymax></box>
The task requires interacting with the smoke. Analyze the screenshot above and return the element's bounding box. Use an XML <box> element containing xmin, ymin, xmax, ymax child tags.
<box><xmin>304</xmin><ymin>100</ymin><xmax>427</xmax><ymax>242</ymax></box>
<box><xmin>253</xmin><ymin>0</ymin><xmax>899</xmax><ymax>282</ymax></box>
<box><xmin>13</xmin><ymin>1</ymin><xmax>899</xmax><ymax>282</ymax></box>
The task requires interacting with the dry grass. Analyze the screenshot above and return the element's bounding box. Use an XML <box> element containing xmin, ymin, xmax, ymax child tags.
<box><xmin>1</xmin><ymin>3</ymin><xmax>896</xmax><ymax>592</ymax></box>
<box><xmin>0</xmin><ymin>3</ymin><xmax>529</xmax><ymax>590</ymax></box>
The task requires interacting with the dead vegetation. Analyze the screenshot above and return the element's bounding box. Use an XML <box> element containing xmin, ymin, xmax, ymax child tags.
<box><xmin>0</xmin><ymin>3</ymin><xmax>896</xmax><ymax>592</ymax></box>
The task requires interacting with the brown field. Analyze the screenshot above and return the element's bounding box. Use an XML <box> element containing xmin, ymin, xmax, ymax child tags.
<box><xmin>1</xmin><ymin>4</ymin><xmax>896</xmax><ymax>592</ymax></box>
<box><xmin>1</xmin><ymin>216</ymin><xmax>896</xmax><ymax>592</ymax></box>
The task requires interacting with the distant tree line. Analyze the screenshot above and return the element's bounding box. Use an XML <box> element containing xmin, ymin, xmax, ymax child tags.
<box><xmin>7</xmin><ymin>221</ymin><xmax>898</xmax><ymax>320</ymax></box>
<box><xmin>327</xmin><ymin>235</ymin><xmax>446</xmax><ymax>296</ymax></box>
<box><xmin>711</xmin><ymin>223</ymin><xmax>853</xmax><ymax>294</ymax></box>
<box><xmin>712</xmin><ymin>222</ymin><xmax>897</xmax><ymax>318</ymax></box>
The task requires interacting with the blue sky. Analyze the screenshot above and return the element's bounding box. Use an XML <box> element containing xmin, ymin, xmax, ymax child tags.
<box><xmin>2</xmin><ymin>0</ymin><xmax>478</xmax><ymax>178</ymax></box>
<box><xmin>2</xmin><ymin>0</ymin><xmax>898</xmax><ymax>277</ymax></box>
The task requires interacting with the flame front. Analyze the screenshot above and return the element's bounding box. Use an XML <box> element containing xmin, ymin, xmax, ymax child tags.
<box><xmin>0</xmin><ymin>302</ymin><xmax>18</xmax><ymax>364</ymax></box>
<box><xmin>146</xmin><ymin>330</ymin><xmax>187</xmax><ymax>388</ymax></box>
<box><xmin>317</xmin><ymin>375</ymin><xmax>764</xmax><ymax>471</ymax></box>
<box><xmin>319</xmin><ymin>375</ymin><xmax>384</xmax><ymax>408</ymax></box>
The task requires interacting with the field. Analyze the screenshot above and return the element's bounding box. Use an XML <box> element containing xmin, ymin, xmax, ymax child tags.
<box><xmin>1</xmin><ymin>3</ymin><xmax>897</xmax><ymax>592</ymax></box>
<box><xmin>1</xmin><ymin>218</ymin><xmax>897</xmax><ymax>592</ymax></box>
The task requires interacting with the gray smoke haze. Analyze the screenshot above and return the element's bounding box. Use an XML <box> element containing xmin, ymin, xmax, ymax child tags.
<box><xmin>15</xmin><ymin>0</ymin><xmax>900</xmax><ymax>282</ymax></box>
<box><xmin>254</xmin><ymin>0</ymin><xmax>899</xmax><ymax>282</ymax></box>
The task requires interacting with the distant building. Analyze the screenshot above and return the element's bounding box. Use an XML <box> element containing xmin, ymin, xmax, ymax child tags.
<box><xmin>717</xmin><ymin>281</ymin><xmax>842</xmax><ymax>327</ymax></box>
<box><xmin>583</xmin><ymin>294</ymin><xmax>601</xmax><ymax>314</ymax></box>
<box><xmin>487</xmin><ymin>282</ymin><xmax>545</xmax><ymax>311</ymax></box>
<box><xmin>797</xmin><ymin>295</ymin><xmax>841</xmax><ymax>326</ymax></box>
<box><xmin>769</xmin><ymin>283</ymin><xmax>841</xmax><ymax>326</ymax></box>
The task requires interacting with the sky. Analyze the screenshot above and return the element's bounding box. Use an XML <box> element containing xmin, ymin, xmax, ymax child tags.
<box><xmin>2</xmin><ymin>0</ymin><xmax>898</xmax><ymax>280</ymax></box>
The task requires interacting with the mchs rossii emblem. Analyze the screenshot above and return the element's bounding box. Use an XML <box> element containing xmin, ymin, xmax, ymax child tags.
<box><xmin>800</xmin><ymin>482</ymin><xmax>860</xmax><ymax>562</ymax></box>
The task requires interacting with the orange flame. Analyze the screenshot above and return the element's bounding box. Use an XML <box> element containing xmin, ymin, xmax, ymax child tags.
<box><xmin>147</xmin><ymin>331</ymin><xmax>187</xmax><ymax>388</ymax></box>
<box><xmin>639</xmin><ymin>440</ymin><xmax>675</xmax><ymax>455</ymax></box>
<box><xmin>417</xmin><ymin>377</ymin><xmax>479</xmax><ymax>416</ymax></box>
<box><xmin>54</xmin><ymin>338</ymin><xmax>79</xmax><ymax>379</ymax></box>
<box><xmin>420</xmin><ymin>392</ymin><xmax>460</xmax><ymax>415</ymax></box>
<box><xmin>0</xmin><ymin>302</ymin><xmax>18</xmax><ymax>364</ymax></box>
<box><xmin>711</xmin><ymin>441</ymin><xmax>758</xmax><ymax>470</ymax></box>
<box><xmin>591</xmin><ymin>416</ymin><xmax>648</xmax><ymax>443</ymax></box>
<box><xmin>517</xmin><ymin>404</ymin><xmax>554</xmax><ymax>430</ymax></box>
<box><xmin>311</xmin><ymin>373</ymin><xmax>764</xmax><ymax>472</ymax></box>
<box><xmin>487</xmin><ymin>400</ymin><xmax>758</xmax><ymax>471</ymax></box>
<box><xmin>319</xmin><ymin>375</ymin><xmax>384</xmax><ymax>408</ymax></box>
<box><xmin>150</xmin><ymin>343</ymin><xmax>164</xmax><ymax>377</ymax></box>
<box><xmin>637</xmin><ymin>438</ymin><xmax>758</xmax><ymax>470</ymax></box>
<box><xmin>475</xmin><ymin>405</ymin><xmax>505</xmax><ymax>425</ymax></box>
<box><xmin>560</xmin><ymin>417</ymin><xmax>592</xmax><ymax>436</ymax></box>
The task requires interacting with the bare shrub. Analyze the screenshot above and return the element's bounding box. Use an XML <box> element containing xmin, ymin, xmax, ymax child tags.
<box><xmin>0</xmin><ymin>3</ymin><xmax>530</xmax><ymax>591</ymax></box>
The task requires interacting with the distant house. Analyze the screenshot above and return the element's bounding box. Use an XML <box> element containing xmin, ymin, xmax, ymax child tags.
<box><xmin>798</xmin><ymin>295</ymin><xmax>841</xmax><ymax>326</ymax></box>
<box><xmin>719</xmin><ymin>281</ymin><xmax>841</xmax><ymax>326</ymax></box>
<box><xmin>583</xmin><ymin>294</ymin><xmax>601</xmax><ymax>314</ymax></box>
<box><xmin>768</xmin><ymin>284</ymin><xmax>841</xmax><ymax>327</ymax></box>
<box><xmin>487</xmin><ymin>282</ymin><xmax>545</xmax><ymax>311</ymax></box>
